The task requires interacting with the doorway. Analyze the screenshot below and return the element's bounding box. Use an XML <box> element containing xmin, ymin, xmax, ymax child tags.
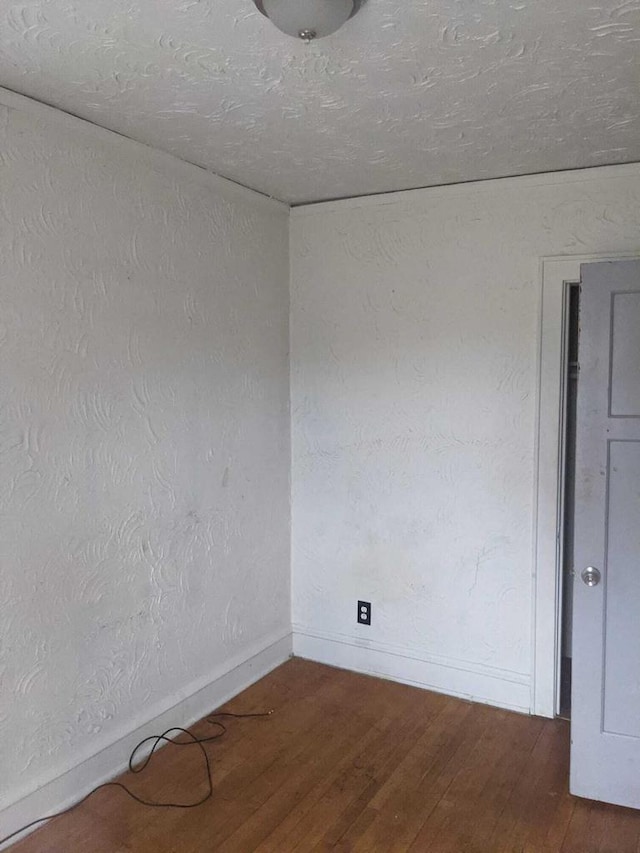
<box><xmin>533</xmin><ymin>253</ymin><xmax>640</xmax><ymax>721</ymax></box>
<box><xmin>558</xmin><ymin>283</ymin><xmax>579</xmax><ymax>719</ymax></box>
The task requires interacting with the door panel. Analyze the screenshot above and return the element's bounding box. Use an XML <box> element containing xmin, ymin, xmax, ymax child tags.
<box><xmin>610</xmin><ymin>292</ymin><xmax>640</xmax><ymax>416</ymax></box>
<box><xmin>571</xmin><ymin>259</ymin><xmax>640</xmax><ymax>808</ymax></box>
<box><xmin>603</xmin><ymin>440</ymin><xmax>640</xmax><ymax>738</ymax></box>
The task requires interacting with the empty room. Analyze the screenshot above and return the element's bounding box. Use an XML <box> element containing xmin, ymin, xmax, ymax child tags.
<box><xmin>1</xmin><ymin>0</ymin><xmax>640</xmax><ymax>850</ymax></box>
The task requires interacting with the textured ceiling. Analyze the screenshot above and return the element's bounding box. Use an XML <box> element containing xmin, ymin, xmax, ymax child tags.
<box><xmin>1</xmin><ymin>0</ymin><xmax>639</xmax><ymax>204</ymax></box>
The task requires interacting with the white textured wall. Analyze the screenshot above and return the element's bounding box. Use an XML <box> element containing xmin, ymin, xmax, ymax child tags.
<box><xmin>290</xmin><ymin>165</ymin><xmax>640</xmax><ymax>711</ymax></box>
<box><xmin>0</xmin><ymin>89</ymin><xmax>290</xmax><ymax>813</ymax></box>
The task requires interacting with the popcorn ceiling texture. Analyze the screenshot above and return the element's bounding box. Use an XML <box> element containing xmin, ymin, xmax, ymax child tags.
<box><xmin>1</xmin><ymin>0</ymin><xmax>639</xmax><ymax>203</ymax></box>
<box><xmin>290</xmin><ymin>165</ymin><xmax>640</xmax><ymax>706</ymax></box>
<box><xmin>0</xmin><ymin>90</ymin><xmax>290</xmax><ymax>812</ymax></box>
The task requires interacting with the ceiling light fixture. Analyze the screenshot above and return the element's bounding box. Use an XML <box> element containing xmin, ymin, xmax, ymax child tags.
<box><xmin>253</xmin><ymin>0</ymin><xmax>364</xmax><ymax>42</ymax></box>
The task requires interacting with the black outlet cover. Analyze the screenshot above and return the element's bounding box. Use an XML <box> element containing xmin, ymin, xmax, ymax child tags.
<box><xmin>357</xmin><ymin>600</ymin><xmax>371</xmax><ymax>625</ymax></box>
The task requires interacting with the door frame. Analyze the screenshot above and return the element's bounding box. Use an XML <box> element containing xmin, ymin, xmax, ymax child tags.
<box><xmin>532</xmin><ymin>252</ymin><xmax>640</xmax><ymax>718</ymax></box>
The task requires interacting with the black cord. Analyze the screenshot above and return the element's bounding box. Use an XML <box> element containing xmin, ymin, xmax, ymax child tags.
<box><xmin>0</xmin><ymin>709</ymin><xmax>273</xmax><ymax>849</ymax></box>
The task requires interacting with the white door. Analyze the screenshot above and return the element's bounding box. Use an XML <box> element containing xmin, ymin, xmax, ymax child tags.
<box><xmin>571</xmin><ymin>259</ymin><xmax>640</xmax><ymax>808</ymax></box>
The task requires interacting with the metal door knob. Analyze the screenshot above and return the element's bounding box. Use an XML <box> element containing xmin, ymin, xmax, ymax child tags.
<box><xmin>581</xmin><ymin>566</ymin><xmax>601</xmax><ymax>587</ymax></box>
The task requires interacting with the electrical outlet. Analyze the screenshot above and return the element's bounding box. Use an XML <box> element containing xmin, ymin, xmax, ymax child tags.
<box><xmin>357</xmin><ymin>600</ymin><xmax>371</xmax><ymax>625</ymax></box>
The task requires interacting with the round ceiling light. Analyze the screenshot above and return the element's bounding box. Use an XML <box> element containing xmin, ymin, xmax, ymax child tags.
<box><xmin>253</xmin><ymin>0</ymin><xmax>364</xmax><ymax>42</ymax></box>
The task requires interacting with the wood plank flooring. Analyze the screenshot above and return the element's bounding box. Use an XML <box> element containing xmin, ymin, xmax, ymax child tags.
<box><xmin>9</xmin><ymin>658</ymin><xmax>640</xmax><ymax>852</ymax></box>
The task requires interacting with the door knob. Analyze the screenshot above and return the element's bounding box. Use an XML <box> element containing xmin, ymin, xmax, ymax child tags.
<box><xmin>581</xmin><ymin>566</ymin><xmax>601</xmax><ymax>587</ymax></box>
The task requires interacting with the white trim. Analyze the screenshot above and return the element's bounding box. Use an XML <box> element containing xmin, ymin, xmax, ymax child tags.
<box><xmin>0</xmin><ymin>630</ymin><xmax>292</xmax><ymax>849</ymax></box>
<box><xmin>292</xmin><ymin>163</ymin><xmax>640</xmax><ymax>217</ymax></box>
<box><xmin>532</xmin><ymin>253</ymin><xmax>640</xmax><ymax>718</ymax></box>
<box><xmin>293</xmin><ymin>625</ymin><xmax>530</xmax><ymax>714</ymax></box>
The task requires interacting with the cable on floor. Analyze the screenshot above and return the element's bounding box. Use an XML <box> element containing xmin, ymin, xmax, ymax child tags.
<box><xmin>0</xmin><ymin>709</ymin><xmax>273</xmax><ymax>849</ymax></box>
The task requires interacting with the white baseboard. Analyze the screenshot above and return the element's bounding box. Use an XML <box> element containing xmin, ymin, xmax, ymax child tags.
<box><xmin>292</xmin><ymin>625</ymin><xmax>530</xmax><ymax>714</ymax></box>
<box><xmin>0</xmin><ymin>630</ymin><xmax>292</xmax><ymax>850</ymax></box>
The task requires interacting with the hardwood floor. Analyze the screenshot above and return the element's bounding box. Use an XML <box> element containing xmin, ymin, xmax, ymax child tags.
<box><xmin>9</xmin><ymin>658</ymin><xmax>640</xmax><ymax>852</ymax></box>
